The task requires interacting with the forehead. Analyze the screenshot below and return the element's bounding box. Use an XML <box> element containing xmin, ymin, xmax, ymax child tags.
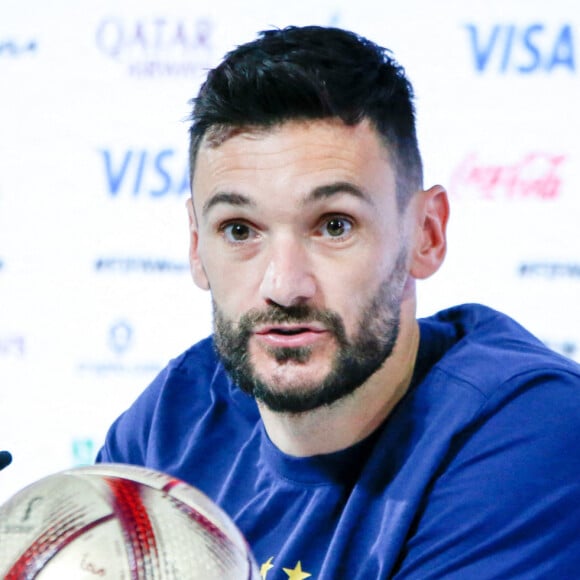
<box><xmin>191</xmin><ymin>119</ymin><xmax>397</xmax><ymax>210</ymax></box>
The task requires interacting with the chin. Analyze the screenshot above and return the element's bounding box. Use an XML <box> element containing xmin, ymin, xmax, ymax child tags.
<box><xmin>257</xmin><ymin>361</ymin><xmax>332</xmax><ymax>392</ymax></box>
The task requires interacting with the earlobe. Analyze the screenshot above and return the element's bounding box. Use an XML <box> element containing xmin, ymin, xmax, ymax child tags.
<box><xmin>409</xmin><ymin>185</ymin><xmax>449</xmax><ymax>280</ymax></box>
<box><xmin>186</xmin><ymin>197</ymin><xmax>210</xmax><ymax>291</ymax></box>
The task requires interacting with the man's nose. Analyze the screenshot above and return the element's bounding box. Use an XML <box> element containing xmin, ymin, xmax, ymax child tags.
<box><xmin>258</xmin><ymin>237</ymin><xmax>317</xmax><ymax>308</ymax></box>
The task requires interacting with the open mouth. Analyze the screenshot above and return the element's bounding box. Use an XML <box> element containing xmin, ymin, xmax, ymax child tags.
<box><xmin>253</xmin><ymin>324</ymin><xmax>327</xmax><ymax>348</ymax></box>
<box><xmin>269</xmin><ymin>327</ymin><xmax>310</xmax><ymax>335</ymax></box>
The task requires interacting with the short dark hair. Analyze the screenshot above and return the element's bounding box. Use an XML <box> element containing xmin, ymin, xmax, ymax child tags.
<box><xmin>189</xmin><ymin>25</ymin><xmax>423</xmax><ymax>208</ymax></box>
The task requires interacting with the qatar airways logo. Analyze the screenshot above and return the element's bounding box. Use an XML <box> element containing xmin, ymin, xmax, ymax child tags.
<box><xmin>95</xmin><ymin>17</ymin><xmax>214</xmax><ymax>78</ymax></box>
<box><xmin>465</xmin><ymin>23</ymin><xmax>575</xmax><ymax>74</ymax></box>
<box><xmin>450</xmin><ymin>152</ymin><xmax>566</xmax><ymax>201</ymax></box>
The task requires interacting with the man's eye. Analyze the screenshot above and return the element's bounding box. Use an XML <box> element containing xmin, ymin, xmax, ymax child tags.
<box><xmin>223</xmin><ymin>223</ymin><xmax>252</xmax><ymax>242</ymax></box>
<box><xmin>323</xmin><ymin>217</ymin><xmax>353</xmax><ymax>238</ymax></box>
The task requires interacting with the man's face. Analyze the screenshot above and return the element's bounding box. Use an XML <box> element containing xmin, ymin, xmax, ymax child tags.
<box><xmin>189</xmin><ymin>119</ymin><xmax>416</xmax><ymax>413</ymax></box>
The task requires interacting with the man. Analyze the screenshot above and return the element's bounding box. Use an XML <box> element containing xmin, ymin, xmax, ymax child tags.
<box><xmin>97</xmin><ymin>26</ymin><xmax>580</xmax><ymax>578</ymax></box>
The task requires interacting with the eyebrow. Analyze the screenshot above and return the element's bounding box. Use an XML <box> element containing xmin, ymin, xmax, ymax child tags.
<box><xmin>201</xmin><ymin>181</ymin><xmax>373</xmax><ymax>217</ymax></box>
<box><xmin>305</xmin><ymin>182</ymin><xmax>373</xmax><ymax>206</ymax></box>
<box><xmin>202</xmin><ymin>192</ymin><xmax>255</xmax><ymax>217</ymax></box>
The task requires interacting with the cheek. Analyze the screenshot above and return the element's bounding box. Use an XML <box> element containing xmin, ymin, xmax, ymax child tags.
<box><xmin>327</xmin><ymin>252</ymin><xmax>400</xmax><ymax>330</ymax></box>
<box><xmin>202</xmin><ymin>256</ymin><xmax>262</xmax><ymax>317</ymax></box>
<box><xmin>323</xmin><ymin>270</ymin><xmax>375</xmax><ymax>329</ymax></box>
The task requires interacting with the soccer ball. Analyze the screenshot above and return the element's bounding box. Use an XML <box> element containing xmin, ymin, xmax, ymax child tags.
<box><xmin>0</xmin><ymin>464</ymin><xmax>260</xmax><ymax>579</ymax></box>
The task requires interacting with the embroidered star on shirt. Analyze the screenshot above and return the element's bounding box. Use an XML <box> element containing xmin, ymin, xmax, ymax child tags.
<box><xmin>260</xmin><ymin>556</ymin><xmax>275</xmax><ymax>579</ymax></box>
<box><xmin>282</xmin><ymin>561</ymin><xmax>312</xmax><ymax>579</ymax></box>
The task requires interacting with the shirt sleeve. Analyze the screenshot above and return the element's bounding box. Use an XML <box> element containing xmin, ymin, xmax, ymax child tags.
<box><xmin>94</xmin><ymin>365</ymin><xmax>171</xmax><ymax>466</ymax></box>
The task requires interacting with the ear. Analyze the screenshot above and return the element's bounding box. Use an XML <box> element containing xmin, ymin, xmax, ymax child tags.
<box><xmin>409</xmin><ymin>185</ymin><xmax>449</xmax><ymax>280</ymax></box>
<box><xmin>186</xmin><ymin>197</ymin><xmax>210</xmax><ymax>291</ymax></box>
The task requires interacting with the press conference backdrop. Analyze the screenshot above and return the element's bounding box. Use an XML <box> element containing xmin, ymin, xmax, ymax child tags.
<box><xmin>1</xmin><ymin>0</ymin><xmax>579</xmax><ymax>503</ymax></box>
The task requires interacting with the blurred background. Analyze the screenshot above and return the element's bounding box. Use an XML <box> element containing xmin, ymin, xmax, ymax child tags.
<box><xmin>1</xmin><ymin>0</ymin><xmax>579</xmax><ymax>503</ymax></box>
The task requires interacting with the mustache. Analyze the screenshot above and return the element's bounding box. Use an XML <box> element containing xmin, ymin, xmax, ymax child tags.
<box><xmin>237</xmin><ymin>304</ymin><xmax>345</xmax><ymax>337</ymax></box>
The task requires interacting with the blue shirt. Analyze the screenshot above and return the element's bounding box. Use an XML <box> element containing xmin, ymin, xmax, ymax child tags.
<box><xmin>97</xmin><ymin>304</ymin><xmax>580</xmax><ymax>578</ymax></box>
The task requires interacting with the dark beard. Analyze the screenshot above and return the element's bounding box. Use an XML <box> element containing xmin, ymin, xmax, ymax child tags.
<box><xmin>213</xmin><ymin>250</ymin><xmax>408</xmax><ymax>414</ymax></box>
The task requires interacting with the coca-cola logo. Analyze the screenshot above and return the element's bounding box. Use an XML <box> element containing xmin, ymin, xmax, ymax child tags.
<box><xmin>450</xmin><ymin>152</ymin><xmax>566</xmax><ymax>201</ymax></box>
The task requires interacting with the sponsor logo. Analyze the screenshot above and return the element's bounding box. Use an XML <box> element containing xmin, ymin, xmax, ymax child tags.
<box><xmin>450</xmin><ymin>152</ymin><xmax>566</xmax><ymax>201</ymax></box>
<box><xmin>95</xmin><ymin>17</ymin><xmax>214</xmax><ymax>78</ymax></box>
<box><xmin>465</xmin><ymin>23</ymin><xmax>575</xmax><ymax>74</ymax></box>
<box><xmin>328</xmin><ymin>12</ymin><xmax>341</xmax><ymax>27</ymax></box>
<box><xmin>108</xmin><ymin>320</ymin><xmax>133</xmax><ymax>354</ymax></box>
<box><xmin>0</xmin><ymin>335</ymin><xmax>26</xmax><ymax>357</ymax></box>
<box><xmin>0</xmin><ymin>334</ymin><xmax>26</xmax><ymax>358</ymax></box>
<box><xmin>71</xmin><ymin>437</ymin><xmax>97</xmax><ymax>466</ymax></box>
<box><xmin>0</xmin><ymin>38</ymin><xmax>37</xmax><ymax>58</ymax></box>
<box><xmin>77</xmin><ymin>320</ymin><xmax>161</xmax><ymax>375</ymax></box>
<box><xmin>101</xmin><ymin>148</ymin><xmax>189</xmax><ymax>198</ymax></box>
<box><xmin>94</xmin><ymin>257</ymin><xmax>189</xmax><ymax>273</ymax></box>
<box><xmin>518</xmin><ymin>262</ymin><xmax>580</xmax><ymax>279</ymax></box>
<box><xmin>542</xmin><ymin>339</ymin><xmax>578</xmax><ymax>360</ymax></box>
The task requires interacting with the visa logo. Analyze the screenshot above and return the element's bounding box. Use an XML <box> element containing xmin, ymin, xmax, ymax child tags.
<box><xmin>101</xmin><ymin>149</ymin><xmax>190</xmax><ymax>197</ymax></box>
<box><xmin>465</xmin><ymin>24</ymin><xmax>575</xmax><ymax>73</ymax></box>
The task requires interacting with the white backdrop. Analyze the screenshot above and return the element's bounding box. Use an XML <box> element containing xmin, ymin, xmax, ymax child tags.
<box><xmin>1</xmin><ymin>0</ymin><xmax>579</xmax><ymax>504</ymax></box>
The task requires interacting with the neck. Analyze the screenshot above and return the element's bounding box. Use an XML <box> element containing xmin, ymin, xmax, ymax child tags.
<box><xmin>258</xmin><ymin>296</ymin><xmax>420</xmax><ymax>457</ymax></box>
